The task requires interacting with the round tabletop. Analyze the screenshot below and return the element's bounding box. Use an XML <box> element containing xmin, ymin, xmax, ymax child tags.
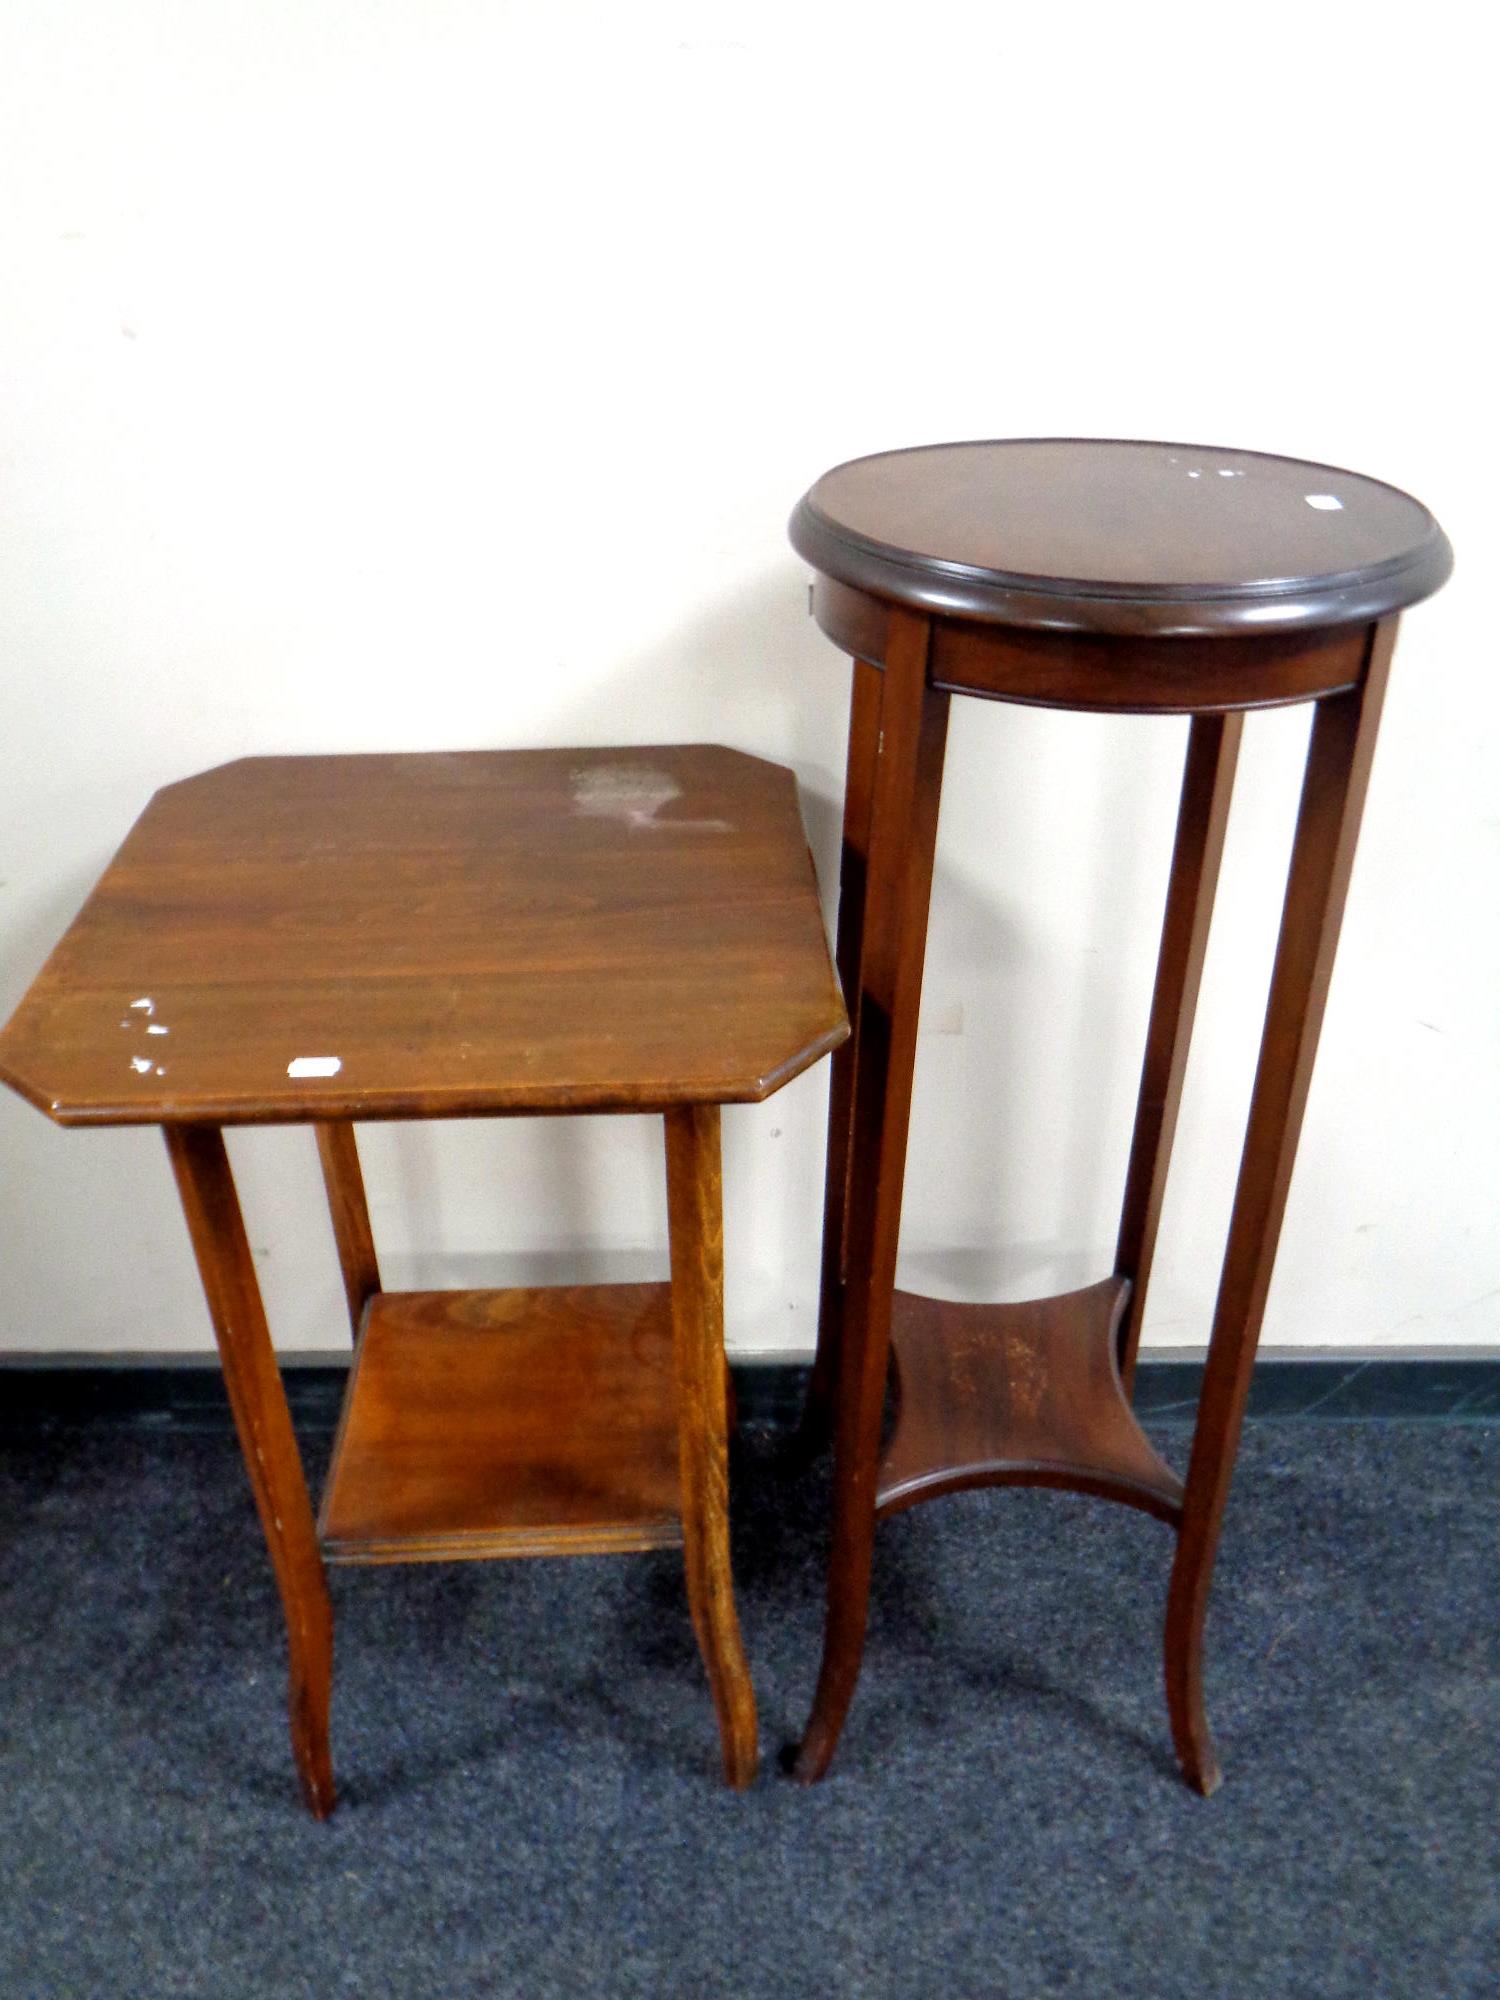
<box><xmin>790</xmin><ymin>439</ymin><xmax>1452</xmax><ymax>637</ymax></box>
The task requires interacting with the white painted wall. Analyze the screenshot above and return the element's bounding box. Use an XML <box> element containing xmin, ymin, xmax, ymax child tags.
<box><xmin>1</xmin><ymin>2</ymin><xmax>1494</xmax><ymax>1358</ymax></box>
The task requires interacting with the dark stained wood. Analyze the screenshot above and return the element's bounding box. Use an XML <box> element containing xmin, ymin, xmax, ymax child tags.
<box><xmin>1165</xmin><ymin>621</ymin><xmax>1396</xmax><ymax>1796</ymax></box>
<box><xmin>790</xmin><ymin>609</ymin><xmax>950</xmax><ymax>1784</ymax></box>
<box><xmin>813</xmin><ymin>574</ymin><xmax>1370</xmax><ymax>714</ymax></box>
<box><xmin>0</xmin><ymin>746</ymin><xmax>848</xmax><ymax>1126</ymax></box>
<box><xmin>810</xmin><ymin>576</ymin><xmax>891</xmax><ymax>673</ymax></box>
<box><xmin>791</xmin><ymin>438</ymin><xmax>1450</xmax><ymax>1793</ymax></box>
<box><xmin>315</xmin><ymin>1123</ymin><xmax>381</xmax><ymax>1340</ymax></box>
<box><xmin>802</xmin><ymin>656</ymin><xmax>885</xmax><ymax>1452</ymax></box>
<box><xmin>319</xmin><ymin>1284</ymin><xmax>681</xmax><ymax>1561</ymax></box>
<box><xmin>1115</xmin><ymin>715</ymin><xmax>1243</xmax><ymax>1388</ymax></box>
<box><xmin>877</xmin><ymin>1281</ymin><xmax>1182</xmax><ymax>1522</ymax></box>
<box><xmin>664</xmin><ymin>1104</ymin><xmax>758</xmax><ymax>1788</ymax></box>
<box><xmin>793</xmin><ymin>439</ymin><xmax>1452</xmax><ymax>636</ymax></box>
<box><xmin>164</xmin><ymin>1124</ymin><xmax>335</xmax><ymax>1819</ymax></box>
<box><xmin>928</xmin><ymin>619</ymin><xmax>1367</xmax><ymax>715</ymax></box>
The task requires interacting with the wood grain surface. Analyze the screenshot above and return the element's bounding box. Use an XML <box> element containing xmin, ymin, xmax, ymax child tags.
<box><xmin>165</xmin><ymin>1124</ymin><xmax>336</xmax><ymax>1817</ymax></box>
<box><xmin>0</xmin><ymin>745</ymin><xmax>847</xmax><ymax>1126</ymax></box>
<box><xmin>876</xmin><ymin>1280</ymin><xmax>1183</xmax><ymax>1523</ymax></box>
<box><xmin>664</xmin><ymin>1104</ymin><xmax>758</xmax><ymax>1787</ymax></box>
<box><xmin>315</xmin><ymin>1122</ymin><xmax>381</xmax><ymax>1339</ymax></box>
<box><xmin>792</xmin><ymin>438</ymin><xmax>1452</xmax><ymax>636</ymax></box>
<box><xmin>789</xmin><ymin>436</ymin><xmax>1450</xmax><ymax>1791</ymax></box>
<box><xmin>1165</xmin><ymin>622</ymin><xmax>1398</xmax><ymax>1793</ymax></box>
<box><xmin>318</xmin><ymin>1283</ymin><xmax>683</xmax><ymax>1563</ymax></box>
<box><xmin>1115</xmin><ymin>714</ymin><xmax>1243</xmax><ymax>1386</ymax></box>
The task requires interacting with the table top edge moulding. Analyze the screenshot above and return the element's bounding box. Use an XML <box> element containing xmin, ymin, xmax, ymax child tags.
<box><xmin>0</xmin><ymin>742</ymin><xmax>849</xmax><ymax>1127</ymax></box>
<box><xmin>790</xmin><ymin>437</ymin><xmax>1453</xmax><ymax>638</ymax></box>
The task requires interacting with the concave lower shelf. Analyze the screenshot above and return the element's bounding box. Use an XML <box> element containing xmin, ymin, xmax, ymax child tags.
<box><xmin>876</xmin><ymin>1278</ymin><xmax>1184</xmax><ymax>1524</ymax></box>
<box><xmin>319</xmin><ymin>1283</ymin><xmax>684</xmax><ymax>1564</ymax></box>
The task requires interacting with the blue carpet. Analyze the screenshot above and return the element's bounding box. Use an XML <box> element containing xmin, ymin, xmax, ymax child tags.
<box><xmin>0</xmin><ymin>1410</ymin><xmax>1495</xmax><ymax>1999</ymax></box>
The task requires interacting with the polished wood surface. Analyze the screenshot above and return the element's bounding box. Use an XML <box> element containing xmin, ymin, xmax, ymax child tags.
<box><xmin>927</xmin><ymin>609</ymin><xmax>1370</xmax><ymax>714</ymax></box>
<box><xmin>1115</xmin><ymin>715</ymin><xmax>1242</xmax><ymax>1388</ymax></box>
<box><xmin>792</xmin><ymin>609</ymin><xmax>951</xmax><ymax>1783</ymax></box>
<box><xmin>793</xmin><ymin>439</ymin><xmax>1452</xmax><ymax>635</ymax></box>
<box><xmin>665</xmin><ymin>1104</ymin><xmax>758</xmax><ymax>1787</ymax></box>
<box><xmin>315</xmin><ymin>1122</ymin><xmax>381</xmax><ymax>1340</ymax></box>
<box><xmin>877</xmin><ymin>1281</ymin><xmax>1182</xmax><ymax>1523</ymax></box>
<box><xmin>165</xmin><ymin>1125</ymin><xmax>335</xmax><ymax>1819</ymax></box>
<box><xmin>191</xmin><ymin>1097</ymin><xmax>761</xmax><ymax>1802</ymax></box>
<box><xmin>791</xmin><ymin>443</ymin><xmax>1450</xmax><ymax>1793</ymax></box>
<box><xmin>1165</xmin><ymin>620</ymin><xmax>1396</xmax><ymax>1795</ymax></box>
<box><xmin>319</xmin><ymin>1284</ymin><xmax>682</xmax><ymax>1562</ymax></box>
<box><xmin>0</xmin><ymin>745</ymin><xmax>846</xmax><ymax>1126</ymax></box>
<box><xmin>802</xmin><ymin>656</ymin><xmax>885</xmax><ymax>1451</ymax></box>
<box><xmin>1</xmin><ymin>744</ymin><xmax>841</xmax><ymax>1807</ymax></box>
<box><xmin>813</xmin><ymin>573</ymin><xmax>1372</xmax><ymax>714</ymax></box>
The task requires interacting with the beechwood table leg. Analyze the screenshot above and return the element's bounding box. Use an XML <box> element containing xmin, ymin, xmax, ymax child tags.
<box><xmin>1166</xmin><ymin>622</ymin><xmax>1396</xmax><ymax>1794</ymax></box>
<box><xmin>663</xmin><ymin>1103</ymin><xmax>758</xmax><ymax>1788</ymax></box>
<box><xmin>164</xmin><ymin>1124</ymin><xmax>336</xmax><ymax>1819</ymax></box>
<box><xmin>792</xmin><ymin>610</ymin><xmax>951</xmax><ymax>1782</ymax></box>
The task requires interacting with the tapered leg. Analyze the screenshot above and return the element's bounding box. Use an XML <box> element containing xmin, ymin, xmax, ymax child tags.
<box><xmin>315</xmin><ymin>1122</ymin><xmax>381</xmax><ymax>1339</ymax></box>
<box><xmin>664</xmin><ymin>1103</ymin><xmax>758</xmax><ymax>1788</ymax></box>
<box><xmin>1115</xmin><ymin>713</ymin><xmax>1243</xmax><ymax>1390</ymax></box>
<box><xmin>802</xmin><ymin>656</ymin><xmax>886</xmax><ymax>1452</ymax></box>
<box><xmin>792</xmin><ymin>609</ymin><xmax>951</xmax><ymax>1781</ymax></box>
<box><xmin>165</xmin><ymin>1124</ymin><xmax>336</xmax><ymax>1819</ymax></box>
<box><xmin>1166</xmin><ymin>622</ymin><xmax>1397</xmax><ymax>1794</ymax></box>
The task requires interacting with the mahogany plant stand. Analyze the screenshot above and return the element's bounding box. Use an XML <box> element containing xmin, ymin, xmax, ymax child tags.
<box><xmin>785</xmin><ymin>439</ymin><xmax>1451</xmax><ymax>1792</ymax></box>
<box><xmin>0</xmin><ymin>745</ymin><xmax>847</xmax><ymax>1814</ymax></box>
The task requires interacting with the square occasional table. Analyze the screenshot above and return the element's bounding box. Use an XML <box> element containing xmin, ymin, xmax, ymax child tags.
<box><xmin>0</xmin><ymin>744</ymin><xmax>846</xmax><ymax>1813</ymax></box>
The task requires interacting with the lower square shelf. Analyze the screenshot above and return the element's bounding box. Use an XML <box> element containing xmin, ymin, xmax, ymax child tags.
<box><xmin>318</xmin><ymin>1283</ymin><xmax>684</xmax><ymax>1564</ymax></box>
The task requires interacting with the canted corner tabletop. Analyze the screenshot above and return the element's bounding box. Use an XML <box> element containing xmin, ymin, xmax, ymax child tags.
<box><xmin>786</xmin><ymin>438</ymin><xmax>1451</xmax><ymax>1793</ymax></box>
<box><xmin>0</xmin><ymin>743</ymin><xmax>847</xmax><ymax>1813</ymax></box>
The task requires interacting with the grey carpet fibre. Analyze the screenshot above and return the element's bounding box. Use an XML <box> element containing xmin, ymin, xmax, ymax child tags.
<box><xmin>1</xmin><ymin>1410</ymin><xmax>1495</xmax><ymax>1999</ymax></box>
